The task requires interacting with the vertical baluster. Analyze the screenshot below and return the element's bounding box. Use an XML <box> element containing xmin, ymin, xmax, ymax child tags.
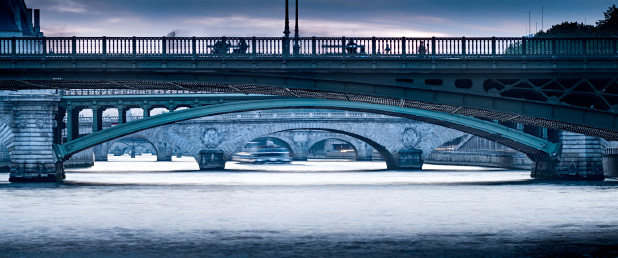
<box><xmin>461</xmin><ymin>37</ymin><xmax>466</xmax><ymax>57</ymax></box>
<box><xmin>11</xmin><ymin>37</ymin><xmax>16</xmax><ymax>57</ymax></box>
<box><xmin>71</xmin><ymin>36</ymin><xmax>76</xmax><ymax>57</ymax></box>
<box><xmin>42</xmin><ymin>37</ymin><xmax>47</xmax><ymax>57</ymax></box>
<box><xmin>102</xmin><ymin>37</ymin><xmax>106</xmax><ymax>57</ymax></box>
<box><xmin>162</xmin><ymin>36</ymin><xmax>167</xmax><ymax>57</ymax></box>
<box><xmin>431</xmin><ymin>37</ymin><xmax>436</xmax><ymax>57</ymax></box>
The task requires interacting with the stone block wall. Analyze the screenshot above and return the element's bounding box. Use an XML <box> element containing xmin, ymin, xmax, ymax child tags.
<box><xmin>0</xmin><ymin>91</ymin><xmax>64</xmax><ymax>182</ymax></box>
<box><xmin>555</xmin><ymin>131</ymin><xmax>606</xmax><ymax>179</ymax></box>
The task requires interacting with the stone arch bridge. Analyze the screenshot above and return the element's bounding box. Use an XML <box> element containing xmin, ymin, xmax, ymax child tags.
<box><xmin>87</xmin><ymin>114</ymin><xmax>466</xmax><ymax>170</ymax></box>
<box><xmin>0</xmin><ymin>91</ymin><xmax>593</xmax><ymax>182</ymax></box>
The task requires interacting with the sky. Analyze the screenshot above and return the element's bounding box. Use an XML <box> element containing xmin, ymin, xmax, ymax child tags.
<box><xmin>25</xmin><ymin>0</ymin><xmax>617</xmax><ymax>37</ymax></box>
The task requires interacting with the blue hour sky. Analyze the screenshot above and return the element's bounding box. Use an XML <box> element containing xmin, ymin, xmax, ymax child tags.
<box><xmin>26</xmin><ymin>0</ymin><xmax>616</xmax><ymax>37</ymax></box>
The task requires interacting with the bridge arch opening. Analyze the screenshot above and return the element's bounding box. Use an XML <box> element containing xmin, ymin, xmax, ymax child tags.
<box><xmin>308</xmin><ymin>138</ymin><xmax>358</xmax><ymax>161</ymax></box>
<box><xmin>149</xmin><ymin>107</ymin><xmax>170</xmax><ymax>116</ymax></box>
<box><xmin>104</xmin><ymin>136</ymin><xmax>158</xmax><ymax>161</ymax></box>
<box><xmin>250</xmin><ymin>137</ymin><xmax>295</xmax><ymax>158</ymax></box>
<box><xmin>223</xmin><ymin>126</ymin><xmax>397</xmax><ymax>169</ymax></box>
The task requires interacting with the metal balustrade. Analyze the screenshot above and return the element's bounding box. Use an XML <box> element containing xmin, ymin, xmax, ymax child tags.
<box><xmin>72</xmin><ymin>111</ymin><xmax>396</xmax><ymax>124</ymax></box>
<box><xmin>60</xmin><ymin>89</ymin><xmax>209</xmax><ymax>96</ymax></box>
<box><xmin>2</xmin><ymin>36</ymin><xmax>616</xmax><ymax>58</ymax></box>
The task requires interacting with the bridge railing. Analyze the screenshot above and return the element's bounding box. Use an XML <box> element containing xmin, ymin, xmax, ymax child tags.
<box><xmin>60</xmin><ymin>89</ymin><xmax>204</xmax><ymax>96</ymax></box>
<box><xmin>2</xmin><ymin>36</ymin><xmax>616</xmax><ymax>58</ymax></box>
<box><xmin>72</xmin><ymin>111</ymin><xmax>396</xmax><ymax>125</ymax></box>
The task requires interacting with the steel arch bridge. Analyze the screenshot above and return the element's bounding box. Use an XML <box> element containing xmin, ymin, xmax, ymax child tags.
<box><xmin>1</xmin><ymin>35</ymin><xmax>617</xmax><ymax>139</ymax></box>
<box><xmin>54</xmin><ymin>98</ymin><xmax>559</xmax><ymax>165</ymax></box>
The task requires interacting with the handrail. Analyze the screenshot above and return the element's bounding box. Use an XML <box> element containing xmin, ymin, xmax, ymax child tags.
<box><xmin>71</xmin><ymin>111</ymin><xmax>397</xmax><ymax>123</ymax></box>
<box><xmin>2</xmin><ymin>36</ymin><xmax>617</xmax><ymax>58</ymax></box>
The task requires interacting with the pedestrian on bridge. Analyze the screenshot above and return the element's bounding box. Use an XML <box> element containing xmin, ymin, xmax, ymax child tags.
<box><xmin>418</xmin><ymin>41</ymin><xmax>427</xmax><ymax>56</ymax></box>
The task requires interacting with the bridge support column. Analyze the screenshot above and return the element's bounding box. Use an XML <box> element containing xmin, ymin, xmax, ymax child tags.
<box><xmin>156</xmin><ymin>141</ymin><xmax>173</xmax><ymax>161</ymax></box>
<box><xmin>293</xmin><ymin>148</ymin><xmax>308</xmax><ymax>161</ymax></box>
<box><xmin>603</xmin><ymin>148</ymin><xmax>618</xmax><ymax>177</ymax></box>
<box><xmin>530</xmin><ymin>157</ymin><xmax>559</xmax><ymax>179</ymax></box>
<box><xmin>356</xmin><ymin>144</ymin><xmax>374</xmax><ymax>161</ymax></box>
<box><xmin>555</xmin><ymin>132</ymin><xmax>605</xmax><ymax>180</ymax></box>
<box><xmin>112</xmin><ymin>147</ymin><xmax>123</xmax><ymax>156</ymax></box>
<box><xmin>6</xmin><ymin>91</ymin><xmax>65</xmax><ymax>182</ymax></box>
<box><xmin>397</xmin><ymin>148</ymin><xmax>423</xmax><ymax>170</ymax></box>
<box><xmin>531</xmin><ymin>132</ymin><xmax>605</xmax><ymax>180</ymax></box>
<box><xmin>93</xmin><ymin>145</ymin><xmax>108</xmax><ymax>161</ymax></box>
<box><xmin>198</xmin><ymin>149</ymin><xmax>225</xmax><ymax>170</ymax></box>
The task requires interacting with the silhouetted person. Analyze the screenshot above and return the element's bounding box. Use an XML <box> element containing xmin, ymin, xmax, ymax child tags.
<box><xmin>346</xmin><ymin>40</ymin><xmax>358</xmax><ymax>53</ymax></box>
<box><xmin>213</xmin><ymin>40</ymin><xmax>229</xmax><ymax>54</ymax></box>
<box><xmin>234</xmin><ymin>39</ymin><xmax>249</xmax><ymax>54</ymax></box>
<box><xmin>238</xmin><ymin>39</ymin><xmax>248</xmax><ymax>53</ymax></box>
<box><xmin>418</xmin><ymin>41</ymin><xmax>427</xmax><ymax>56</ymax></box>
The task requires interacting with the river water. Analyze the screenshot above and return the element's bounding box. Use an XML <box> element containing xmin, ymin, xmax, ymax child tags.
<box><xmin>1</xmin><ymin>156</ymin><xmax>617</xmax><ymax>257</ymax></box>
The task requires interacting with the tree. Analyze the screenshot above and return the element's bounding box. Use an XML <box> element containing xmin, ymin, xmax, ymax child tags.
<box><xmin>535</xmin><ymin>22</ymin><xmax>597</xmax><ymax>38</ymax></box>
<box><xmin>596</xmin><ymin>4</ymin><xmax>618</xmax><ymax>36</ymax></box>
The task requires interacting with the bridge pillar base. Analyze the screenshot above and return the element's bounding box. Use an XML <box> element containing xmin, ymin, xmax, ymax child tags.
<box><xmin>603</xmin><ymin>148</ymin><xmax>618</xmax><ymax>178</ymax></box>
<box><xmin>530</xmin><ymin>159</ymin><xmax>560</xmax><ymax>179</ymax></box>
<box><xmin>9</xmin><ymin>162</ymin><xmax>65</xmax><ymax>183</ymax></box>
<box><xmin>156</xmin><ymin>141</ymin><xmax>173</xmax><ymax>161</ymax></box>
<box><xmin>531</xmin><ymin>159</ymin><xmax>605</xmax><ymax>180</ymax></box>
<box><xmin>93</xmin><ymin>145</ymin><xmax>108</xmax><ymax>161</ymax></box>
<box><xmin>4</xmin><ymin>90</ymin><xmax>64</xmax><ymax>183</ymax></box>
<box><xmin>549</xmin><ymin>132</ymin><xmax>605</xmax><ymax>181</ymax></box>
<box><xmin>198</xmin><ymin>149</ymin><xmax>225</xmax><ymax>170</ymax></box>
<box><xmin>397</xmin><ymin>149</ymin><xmax>423</xmax><ymax>170</ymax></box>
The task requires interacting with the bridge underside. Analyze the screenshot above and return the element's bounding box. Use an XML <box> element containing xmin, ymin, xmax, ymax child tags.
<box><xmin>2</xmin><ymin>71</ymin><xmax>616</xmax><ymax>140</ymax></box>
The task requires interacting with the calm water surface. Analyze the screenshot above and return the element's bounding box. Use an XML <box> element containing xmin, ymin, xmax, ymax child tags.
<box><xmin>1</xmin><ymin>156</ymin><xmax>617</xmax><ymax>257</ymax></box>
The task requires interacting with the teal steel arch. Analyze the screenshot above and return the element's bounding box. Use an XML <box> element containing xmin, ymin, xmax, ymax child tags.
<box><xmin>54</xmin><ymin>99</ymin><xmax>560</xmax><ymax>160</ymax></box>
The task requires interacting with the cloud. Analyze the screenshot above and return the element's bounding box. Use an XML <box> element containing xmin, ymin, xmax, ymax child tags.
<box><xmin>182</xmin><ymin>16</ymin><xmax>447</xmax><ymax>37</ymax></box>
<box><xmin>37</xmin><ymin>0</ymin><xmax>90</xmax><ymax>14</ymax></box>
<box><xmin>43</xmin><ymin>26</ymin><xmax>107</xmax><ymax>37</ymax></box>
<box><xmin>27</xmin><ymin>0</ymin><xmax>615</xmax><ymax>37</ymax></box>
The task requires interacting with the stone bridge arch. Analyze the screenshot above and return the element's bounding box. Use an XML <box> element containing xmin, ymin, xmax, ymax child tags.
<box><xmin>305</xmin><ymin>133</ymin><xmax>368</xmax><ymax>160</ymax></box>
<box><xmin>307</xmin><ymin>135</ymin><xmax>366</xmax><ymax>160</ymax></box>
<box><xmin>218</xmin><ymin>124</ymin><xmax>400</xmax><ymax>168</ymax></box>
<box><xmin>92</xmin><ymin>128</ymin><xmax>184</xmax><ymax>162</ymax></box>
<box><xmin>249</xmin><ymin>135</ymin><xmax>299</xmax><ymax>158</ymax></box>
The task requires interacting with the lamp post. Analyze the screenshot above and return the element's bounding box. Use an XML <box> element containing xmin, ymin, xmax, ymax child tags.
<box><xmin>293</xmin><ymin>0</ymin><xmax>300</xmax><ymax>55</ymax></box>
<box><xmin>283</xmin><ymin>0</ymin><xmax>290</xmax><ymax>56</ymax></box>
<box><xmin>284</xmin><ymin>0</ymin><xmax>290</xmax><ymax>38</ymax></box>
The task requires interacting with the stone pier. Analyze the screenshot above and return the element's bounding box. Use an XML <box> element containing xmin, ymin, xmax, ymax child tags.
<box><xmin>198</xmin><ymin>149</ymin><xmax>225</xmax><ymax>170</ymax></box>
<box><xmin>1</xmin><ymin>91</ymin><xmax>64</xmax><ymax>182</ymax></box>
<box><xmin>531</xmin><ymin>132</ymin><xmax>605</xmax><ymax>180</ymax></box>
<box><xmin>603</xmin><ymin>147</ymin><xmax>618</xmax><ymax>178</ymax></box>
<box><xmin>397</xmin><ymin>148</ymin><xmax>423</xmax><ymax>170</ymax></box>
<box><xmin>156</xmin><ymin>141</ymin><xmax>173</xmax><ymax>161</ymax></box>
